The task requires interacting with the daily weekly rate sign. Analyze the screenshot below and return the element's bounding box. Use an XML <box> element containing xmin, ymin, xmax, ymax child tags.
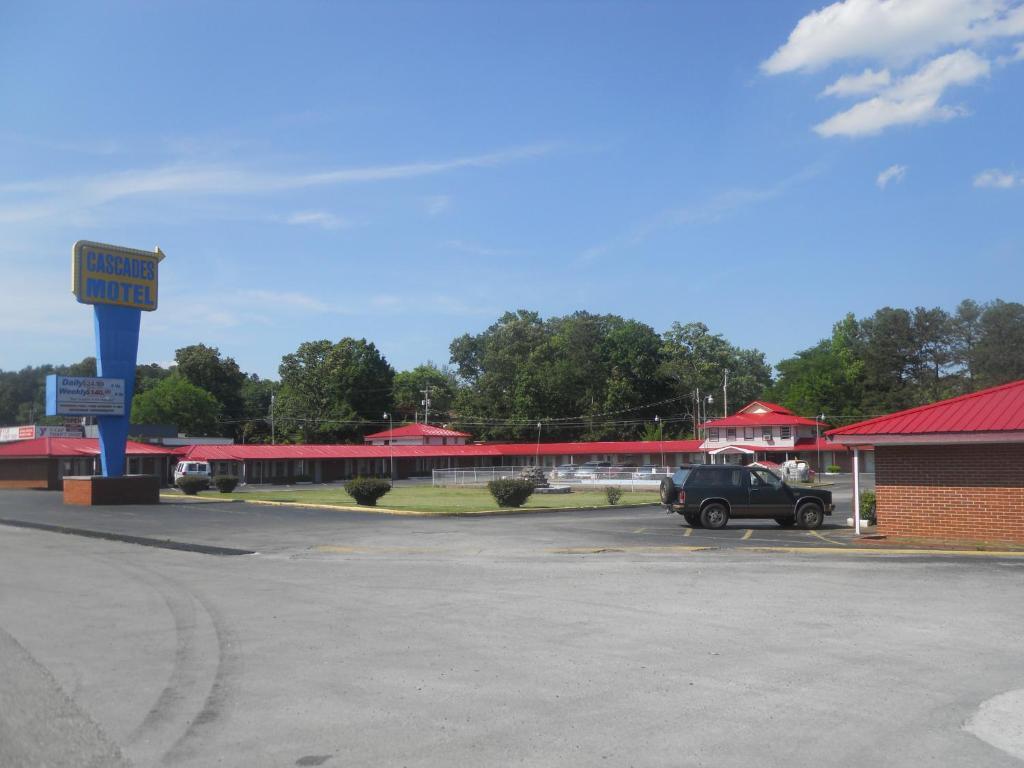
<box><xmin>72</xmin><ymin>240</ymin><xmax>165</xmax><ymax>311</ymax></box>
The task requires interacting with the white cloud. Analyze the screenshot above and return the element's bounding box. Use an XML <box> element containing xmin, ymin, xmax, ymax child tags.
<box><xmin>822</xmin><ymin>67</ymin><xmax>892</xmax><ymax>96</ymax></box>
<box><xmin>0</xmin><ymin>143</ymin><xmax>556</xmax><ymax>223</ymax></box>
<box><xmin>973</xmin><ymin>168</ymin><xmax>1018</xmax><ymax>186</ymax></box>
<box><xmin>285</xmin><ymin>211</ymin><xmax>350</xmax><ymax>230</ymax></box>
<box><xmin>442</xmin><ymin>239</ymin><xmax>520</xmax><ymax>258</ymax></box>
<box><xmin>877</xmin><ymin>164</ymin><xmax>908</xmax><ymax>187</ymax></box>
<box><xmin>762</xmin><ymin>0</ymin><xmax>1024</xmax><ymax>75</ymax></box>
<box><xmin>814</xmin><ymin>49</ymin><xmax>990</xmax><ymax>136</ymax></box>
<box><xmin>424</xmin><ymin>195</ymin><xmax>452</xmax><ymax>217</ymax></box>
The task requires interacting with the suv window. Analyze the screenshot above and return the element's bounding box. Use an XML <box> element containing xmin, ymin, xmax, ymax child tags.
<box><xmin>672</xmin><ymin>468</ymin><xmax>691</xmax><ymax>486</ymax></box>
<box><xmin>751</xmin><ymin>468</ymin><xmax>781</xmax><ymax>487</ymax></box>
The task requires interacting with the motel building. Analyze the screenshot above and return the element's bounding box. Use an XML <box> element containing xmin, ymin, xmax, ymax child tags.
<box><xmin>827</xmin><ymin>379</ymin><xmax>1024</xmax><ymax>545</ymax></box>
<box><xmin>0</xmin><ymin>400</ymin><xmax>878</xmax><ymax>490</ymax></box>
<box><xmin>699</xmin><ymin>401</ymin><xmax>860</xmax><ymax>472</ymax></box>
<box><xmin>174</xmin><ymin>425</ymin><xmax>706</xmax><ymax>483</ymax></box>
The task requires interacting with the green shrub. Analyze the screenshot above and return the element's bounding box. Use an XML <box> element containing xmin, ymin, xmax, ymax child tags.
<box><xmin>487</xmin><ymin>478</ymin><xmax>535</xmax><ymax>508</ymax></box>
<box><xmin>213</xmin><ymin>475</ymin><xmax>239</xmax><ymax>493</ymax></box>
<box><xmin>605</xmin><ymin>486</ymin><xmax>623</xmax><ymax>505</ymax></box>
<box><xmin>344</xmin><ymin>477</ymin><xmax>392</xmax><ymax>506</ymax></box>
<box><xmin>860</xmin><ymin>490</ymin><xmax>877</xmax><ymax>523</ymax></box>
<box><xmin>826</xmin><ymin>464</ymin><xmax>841</xmax><ymax>474</ymax></box>
<box><xmin>176</xmin><ymin>476</ymin><xmax>208</xmax><ymax>495</ymax></box>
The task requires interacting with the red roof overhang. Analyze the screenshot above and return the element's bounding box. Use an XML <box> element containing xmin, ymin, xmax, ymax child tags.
<box><xmin>826</xmin><ymin>379</ymin><xmax>1024</xmax><ymax>445</ymax></box>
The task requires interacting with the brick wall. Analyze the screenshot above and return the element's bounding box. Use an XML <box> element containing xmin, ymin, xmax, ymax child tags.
<box><xmin>0</xmin><ymin>459</ymin><xmax>53</xmax><ymax>489</ymax></box>
<box><xmin>875</xmin><ymin>444</ymin><xmax>1024</xmax><ymax>544</ymax></box>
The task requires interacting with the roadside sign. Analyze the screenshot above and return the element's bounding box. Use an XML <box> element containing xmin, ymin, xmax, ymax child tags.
<box><xmin>46</xmin><ymin>375</ymin><xmax>126</xmax><ymax>416</ymax></box>
<box><xmin>72</xmin><ymin>240</ymin><xmax>165</xmax><ymax>311</ymax></box>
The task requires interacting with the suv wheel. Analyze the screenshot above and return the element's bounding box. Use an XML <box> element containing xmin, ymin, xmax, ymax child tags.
<box><xmin>683</xmin><ymin>511</ymin><xmax>701</xmax><ymax>528</ymax></box>
<box><xmin>659</xmin><ymin>476</ymin><xmax>676</xmax><ymax>505</ymax></box>
<box><xmin>796</xmin><ymin>502</ymin><xmax>824</xmax><ymax>530</ymax></box>
<box><xmin>700</xmin><ymin>502</ymin><xmax>729</xmax><ymax>530</ymax></box>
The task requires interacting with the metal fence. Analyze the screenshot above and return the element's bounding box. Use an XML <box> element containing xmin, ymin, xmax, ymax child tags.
<box><xmin>432</xmin><ymin>466</ymin><xmax>671</xmax><ymax>490</ymax></box>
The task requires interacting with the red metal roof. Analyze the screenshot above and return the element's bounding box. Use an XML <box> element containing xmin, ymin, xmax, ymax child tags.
<box><xmin>827</xmin><ymin>379</ymin><xmax>1024</xmax><ymax>437</ymax></box>
<box><xmin>0</xmin><ymin>437</ymin><xmax>176</xmax><ymax>459</ymax></box>
<box><xmin>704</xmin><ymin>413</ymin><xmax>823</xmax><ymax>428</ymax></box>
<box><xmin>363</xmin><ymin>423</ymin><xmax>471</xmax><ymax>440</ymax></box>
<box><xmin>738</xmin><ymin>401</ymin><xmax>795</xmax><ymax>415</ymax></box>
<box><xmin>179</xmin><ymin>439</ymin><xmax>705</xmax><ymax>462</ymax></box>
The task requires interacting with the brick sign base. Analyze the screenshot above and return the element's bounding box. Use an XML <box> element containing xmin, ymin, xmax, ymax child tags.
<box><xmin>63</xmin><ymin>475</ymin><xmax>161</xmax><ymax>506</ymax></box>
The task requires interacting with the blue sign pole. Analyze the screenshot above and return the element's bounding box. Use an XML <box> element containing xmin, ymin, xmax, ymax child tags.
<box><xmin>93</xmin><ymin>304</ymin><xmax>141</xmax><ymax>477</ymax></box>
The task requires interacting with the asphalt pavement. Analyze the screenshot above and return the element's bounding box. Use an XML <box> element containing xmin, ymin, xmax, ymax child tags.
<box><xmin>2</xmin><ymin>485</ymin><xmax>1023</xmax><ymax>768</ymax></box>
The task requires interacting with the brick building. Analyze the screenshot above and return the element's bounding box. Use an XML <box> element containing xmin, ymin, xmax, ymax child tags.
<box><xmin>827</xmin><ymin>380</ymin><xmax>1024</xmax><ymax>544</ymax></box>
<box><xmin>0</xmin><ymin>437</ymin><xmax>176</xmax><ymax>490</ymax></box>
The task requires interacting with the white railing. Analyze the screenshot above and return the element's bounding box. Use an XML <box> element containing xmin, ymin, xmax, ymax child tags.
<box><xmin>432</xmin><ymin>466</ymin><xmax>671</xmax><ymax>489</ymax></box>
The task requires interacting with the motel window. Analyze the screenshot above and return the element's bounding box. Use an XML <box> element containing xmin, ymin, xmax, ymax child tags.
<box><xmin>762</xmin><ymin>428</ymin><xmax>773</xmax><ymax>441</ymax></box>
<box><xmin>780</xmin><ymin>427</ymin><xmax>791</xmax><ymax>440</ymax></box>
<box><xmin>744</xmin><ymin>427</ymin><xmax>754</xmax><ymax>440</ymax></box>
<box><xmin>726</xmin><ymin>428</ymin><xmax>736</xmax><ymax>441</ymax></box>
<box><xmin>709</xmin><ymin>428</ymin><xmax>720</xmax><ymax>441</ymax></box>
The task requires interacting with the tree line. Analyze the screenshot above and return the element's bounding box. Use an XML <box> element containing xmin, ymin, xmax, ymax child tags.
<box><xmin>1</xmin><ymin>299</ymin><xmax>1022</xmax><ymax>443</ymax></box>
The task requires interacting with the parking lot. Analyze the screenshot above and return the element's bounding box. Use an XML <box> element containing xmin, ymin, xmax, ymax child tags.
<box><xmin>2</xmin><ymin>488</ymin><xmax>1023</xmax><ymax>767</ymax></box>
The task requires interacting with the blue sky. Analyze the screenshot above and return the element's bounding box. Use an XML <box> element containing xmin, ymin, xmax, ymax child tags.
<box><xmin>2</xmin><ymin>0</ymin><xmax>1022</xmax><ymax>379</ymax></box>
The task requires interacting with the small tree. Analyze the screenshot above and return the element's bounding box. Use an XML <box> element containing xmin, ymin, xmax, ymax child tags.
<box><xmin>605</xmin><ymin>486</ymin><xmax>623</xmax><ymax>505</ymax></box>
<box><xmin>860</xmin><ymin>490</ymin><xmax>877</xmax><ymax>524</ymax></box>
<box><xmin>487</xmin><ymin>478</ymin><xmax>535</xmax><ymax>508</ymax></box>
<box><xmin>344</xmin><ymin>477</ymin><xmax>392</xmax><ymax>506</ymax></box>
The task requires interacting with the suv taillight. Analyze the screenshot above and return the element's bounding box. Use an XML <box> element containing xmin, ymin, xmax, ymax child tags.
<box><xmin>677</xmin><ymin>490</ymin><xmax>686</xmax><ymax>504</ymax></box>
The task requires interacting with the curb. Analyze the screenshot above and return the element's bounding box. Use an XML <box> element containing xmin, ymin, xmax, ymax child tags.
<box><xmin>0</xmin><ymin>518</ymin><xmax>256</xmax><ymax>556</ymax></box>
<box><xmin>241</xmin><ymin>498</ymin><xmax>657</xmax><ymax>517</ymax></box>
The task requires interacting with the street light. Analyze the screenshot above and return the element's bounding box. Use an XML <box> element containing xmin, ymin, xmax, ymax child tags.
<box><xmin>383</xmin><ymin>411</ymin><xmax>393</xmax><ymax>480</ymax></box>
<box><xmin>816</xmin><ymin>413</ymin><xmax>825</xmax><ymax>483</ymax></box>
<box><xmin>654</xmin><ymin>415</ymin><xmax>664</xmax><ymax>469</ymax></box>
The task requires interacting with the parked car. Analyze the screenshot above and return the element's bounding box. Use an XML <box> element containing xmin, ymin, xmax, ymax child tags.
<box><xmin>552</xmin><ymin>464</ymin><xmax>578</xmax><ymax>479</ymax></box>
<box><xmin>174</xmin><ymin>461</ymin><xmax>212</xmax><ymax>488</ymax></box>
<box><xmin>631</xmin><ymin>464</ymin><xmax>660</xmax><ymax>479</ymax></box>
<box><xmin>574</xmin><ymin>461</ymin><xmax>612</xmax><ymax>479</ymax></box>
<box><xmin>659</xmin><ymin>464</ymin><xmax>833</xmax><ymax>529</ymax></box>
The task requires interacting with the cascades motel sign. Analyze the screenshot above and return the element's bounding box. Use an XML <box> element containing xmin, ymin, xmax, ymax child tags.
<box><xmin>48</xmin><ymin>241</ymin><xmax>166</xmax><ymax>479</ymax></box>
<box><xmin>72</xmin><ymin>240</ymin><xmax>163</xmax><ymax>311</ymax></box>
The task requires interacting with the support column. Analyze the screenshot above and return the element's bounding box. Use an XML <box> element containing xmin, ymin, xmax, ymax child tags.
<box><xmin>852</xmin><ymin>447</ymin><xmax>861</xmax><ymax>535</ymax></box>
<box><xmin>93</xmin><ymin>304</ymin><xmax>141</xmax><ymax>477</ymax></box>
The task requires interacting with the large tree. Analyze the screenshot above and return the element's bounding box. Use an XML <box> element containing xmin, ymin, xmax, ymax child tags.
<box><xmin>449</xmin><ymin>310</ymin><xmax>670</xmax><ymax>441</ymax></box>
<box><xmin>659</xmin><ymin>322</ymin><xmax>772</xmax><ymax>433</ymax></box>
<box><xmin>131</xmin><ymin>375</ymin><xmax>220</xmax><ymax>435</ymax></box>
<box><xmin>276</xmin><ymin>338</ymin><xmax>394</xmax><ymax>442</ymax></box>
<box><xmin>174</xmin><ymin>344</ymin><xmax>246</xmax><ymax>436</ymax></box>
<box><xmin>392</xmin><ymin>363</ymin><xmax>458</xmax><ymax>423</ymax></box>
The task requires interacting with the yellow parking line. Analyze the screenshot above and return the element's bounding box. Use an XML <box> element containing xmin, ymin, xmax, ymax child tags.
<box><xmin>684</xmin><ymin>527</ymin><xmax>693</xmax><ymax>537</ymax></box>
<box><xmin>633</xmin><ymin>527</ymin><xmax>647</xmax><ymax>534</ymax></box>
<box><xmin>807</xmin><ymin>529</ymin><xmax>847</xmax><ymax>546</ymax></box>
<box><xmin>741</xmin><ymin>529</ymin><xmax>753</xmax><ymax>541</ymax></box>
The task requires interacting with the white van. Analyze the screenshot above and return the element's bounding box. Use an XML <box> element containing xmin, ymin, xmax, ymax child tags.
<box><xmin>174</xmin><ymin>461</ymin><xmax>212</xmax><ymax>485</ymax></box>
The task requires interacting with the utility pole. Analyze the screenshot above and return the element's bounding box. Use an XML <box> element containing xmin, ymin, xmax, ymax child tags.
<box><xmin>723</xmin><ymin>369</ymin><xmax>729</xmax><ymax>417</ymax></box>
<box><xmin>420</xmin><ymin>386</ymin><xmax>432</xmax><ymax>426</ymax></box>
<box><xmin>270</xmin><ymin>391</ymin><xmax>276</xmax><ymax>445</ymax></box>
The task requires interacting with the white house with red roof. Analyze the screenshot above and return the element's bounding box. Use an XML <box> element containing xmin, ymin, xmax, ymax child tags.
<box><xmin>827</xmin><ymin>379</ymin><xmax>1024</xmax><ymax>544</ymax></box>
<box><xmin>700</xmin><ymin>401</ymin><xmax>850</xmax><ymax>471</ymax></box>
<box><xmin>363</xmin><ymin>423</ymin><xmax>470</xmax><ymax>446</ymax></box>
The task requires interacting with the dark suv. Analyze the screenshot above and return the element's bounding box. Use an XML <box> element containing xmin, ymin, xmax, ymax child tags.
<box><xmin>660</xmin><ymin>464</ymin><xmax>833</xmax><ymax>529</ymax></box>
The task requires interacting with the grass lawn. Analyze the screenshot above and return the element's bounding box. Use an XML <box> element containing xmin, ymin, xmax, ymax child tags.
<box><xmin>199</xmin><ymin>485</ymin><xmax>660</xmax><ymax>514</ymax></box>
